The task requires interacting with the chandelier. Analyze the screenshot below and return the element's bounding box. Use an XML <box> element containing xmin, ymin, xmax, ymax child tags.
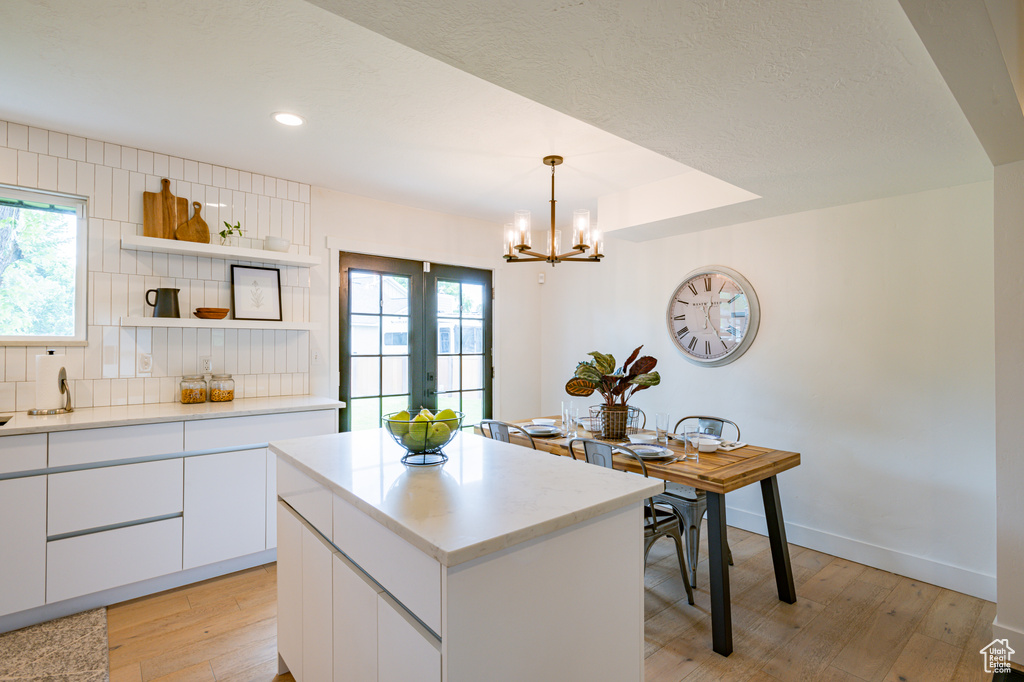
<box><xmin>503</xmin><ymin>155</ymin><xmax>604</xmax><ymax>265</ymax></box>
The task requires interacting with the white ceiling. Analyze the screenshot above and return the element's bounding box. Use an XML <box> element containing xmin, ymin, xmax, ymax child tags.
<box><xmin>0</xmin><ymin>0</ymin><xmax>1001</xmax><ymax>240</ymax></box>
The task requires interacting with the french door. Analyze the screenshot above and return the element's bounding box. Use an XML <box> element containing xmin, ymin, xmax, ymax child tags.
<box><xmin>339</xmin><ymin>253</ymin><xmax>492</xmax><ymax>432</ymax></box>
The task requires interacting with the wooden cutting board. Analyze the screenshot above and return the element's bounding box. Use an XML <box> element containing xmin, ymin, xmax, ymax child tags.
<box><xmin>143</xmin><ymin>178</ymin><xmax>188</xmax><ymax>240</ymax></box>
<box><xmin>175</xmin><ymin>202</ymin><xmax>210</xmax><ymax>243</ymax></box>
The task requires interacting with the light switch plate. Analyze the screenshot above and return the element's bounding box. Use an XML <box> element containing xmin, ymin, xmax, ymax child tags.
<box><xmin>138</xmin><ymin>353</ymin><xmax>153</xmax><ymax>373</ymax></box>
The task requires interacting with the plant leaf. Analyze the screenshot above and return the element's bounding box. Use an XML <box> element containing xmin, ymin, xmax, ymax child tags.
<box><xmin>611</xmin><ymin>381</ymin><xmax>631</xmax><ymax>396</ymax></box>
<box><xmin>622</xmin><ymin>345</ymin><xmax>642</xmax><ymax>371</ymax></box>
<box><xmin>565</xmin><ymin>378</ymin><xmax>597</xmax><ymax>397</ymax></box>
<box><xmin>629</xmin><ymin>371</ymin><xmax>661</xmax><ymax>387</ymax></box>
<box><xmin>588</xmin><ymin>351</ymin><xmax>616</xmax><ymax>375</ymax></box>
<box><xmin>575</xmin><ymin>363</ymin><xmax>604</xmax><ymax>383</ymax></box>
<box><xmin>630</xmin><ymin>356</ymin><xmax>658</xmax><ymax>375</ymax></box>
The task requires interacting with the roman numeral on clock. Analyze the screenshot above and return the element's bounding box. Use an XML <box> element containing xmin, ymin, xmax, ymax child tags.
<box><xmin>675</xmin><ymin>326</ymin><xmax>689</xmax><ymax>338</ymax></box>
<box><xmin>728</xmin><ymin>294</ymin><xmax>741</xmax><ymax>304</ymax></box>
<box><xmin>705</xmin><ymin>340</ymin><xmax>711</xmax><ymax>355</ymax></box>
<box><xmin>688</xmin><ymin>282</ymin><xmax>698</xmax><ymax>296</ymax></box>
<box><xmin>687</xmin><ymin>337</ymin><xmax>697</xmax><ymax>351</ymax></box>
<box><xmin>726</xmin><ymin>325</ymin><xmax>738</xmax><ymax>336</ymax></box>
<box><xmin>704</xmin><ymin>277</ymin><xmax>712</xmax><ymax>292</ymax></box>
<box><xmin>672</xmin><ymin>314</ymin><xmax>686</xmax><ymax>320</ymax></box>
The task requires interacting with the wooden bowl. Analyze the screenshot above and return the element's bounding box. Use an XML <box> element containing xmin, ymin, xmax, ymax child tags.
<box><xmin>194</xmin><ymin>309</ymin><xmax>228</xmax><ymax>319</ymax></box>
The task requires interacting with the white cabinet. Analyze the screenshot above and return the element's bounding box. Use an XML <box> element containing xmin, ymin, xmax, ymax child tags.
<box><xmin>302</xmin><ymin>522</ymin><xmax>334</xmax><ymax>682</ymax></box>
<box><xmin>0</xmin><ymin>476</ymin><xmax>46</xmax><ymax>615</ymax></box>
<box><xmin>46</xmin><ymin>517</ymin><xmax>183</xmax><ymax>603</ymax></box>
<box><xmin>267</xmin><ymin>449</ymin><xmax>277</xmax><ymax>549</ymax></box>
<box><xmin>0</xmin><ymin>433</ymin><xmax>46</xmax><ymax>474</ymax></box>
<box><xmin>333</xmin><ymin>552</ymin><xmax>381</xmax><ymax>681</ymax></box>
<box><xmin>277</xmin><ymin>503</ymin><xmax>304</xmax><ymax>681</ymax></box>
<box><xmin>183</xmin><ymin>449</ymin><xmax>267</xmax><ymax>569</ymax></box>
<box><xmin>184</xmin><ymin>410</ymin><xmax>336</xmax><ymax>451</ymax></box>
<box><xmin>48</xmin><ymin>458</ymin><xmax>183</xmax><ymax>536</ymax></box>
<box><xmin>377</xmin><ymin>594</ymin><xmax>441</xmax><ymax>682</ymax></box>
<box><xmin>48</xmin><ymin>422</ymin><xmax>183</xmax><ymax>467</ymax></box>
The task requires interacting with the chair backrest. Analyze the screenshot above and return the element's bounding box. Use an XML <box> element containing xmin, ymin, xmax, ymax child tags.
<box><xmin>672</xmin><ymin>415</ymin><xmax>741</xmax><ymax>441</ymax></box>
<box><xmin>479</xmin><ymin>420</ymin><xmax>536</xmax><ymax>449</ymax></box>
<box><xmin>566</xmin><ymin>438</ymin><xmax>649</xmax><ymax>477</ymax></box>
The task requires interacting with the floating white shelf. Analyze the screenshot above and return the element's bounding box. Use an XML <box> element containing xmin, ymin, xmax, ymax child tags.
<box><xmin>121</xmin><ymin>234</ymin><xmax>321</xmax><ymax>267</ymax></box>
<box><xmin>120</xmin><ymin>317</ymin><xmax>318</xmax><ymax>331</ymax></box>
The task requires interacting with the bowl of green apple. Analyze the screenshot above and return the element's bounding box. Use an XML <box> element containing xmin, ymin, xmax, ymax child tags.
<box><xmin>383</xmin><ymin>408</ymin><xmax>464</xmax><ymax>466</ymax></box>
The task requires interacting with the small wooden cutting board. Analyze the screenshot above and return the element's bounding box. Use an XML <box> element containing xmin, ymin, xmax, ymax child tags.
<box><xmin>175</xmin><ymin>202</ymin><xmax>210</xmax><ymax>243</ymax></box>
<box><xmin>143</xmin><ymin>178</ymin><xmax>188</xmax><ymax>240</ymax></box>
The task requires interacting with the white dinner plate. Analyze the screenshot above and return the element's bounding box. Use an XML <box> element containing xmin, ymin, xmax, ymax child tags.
<box><xmin>523</xmin><ymin>425</ymin><xmax>561</xmax><ymax>437</ymax></box>
<box><xmin>626</xmin><ymin>445</ymin><xmax>674</xmax><ymax>459</ymax></box>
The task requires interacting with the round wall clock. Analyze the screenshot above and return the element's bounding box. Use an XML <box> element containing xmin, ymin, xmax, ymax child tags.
<box><xmin>666</xmin><ymin>265</ymin><xmax>760</xmax><ymax>367</ymax></box>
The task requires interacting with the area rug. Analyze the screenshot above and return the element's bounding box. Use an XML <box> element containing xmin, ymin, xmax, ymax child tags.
<box><xmin>0</xmin><ymin>608</ymin><xmax>109</xmax><ymax>681</ymax></box>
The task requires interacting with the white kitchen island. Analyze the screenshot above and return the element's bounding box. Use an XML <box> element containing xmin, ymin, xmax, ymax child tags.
<box><xmin>272</xmin><ymin>428</ymin><xmax>663</xmax><ymax>682</ymax></box>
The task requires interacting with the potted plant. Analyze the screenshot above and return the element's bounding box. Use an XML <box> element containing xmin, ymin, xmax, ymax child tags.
<box><xmin>565</xmin><ymin>345</ymin><xmax>661</xmax><ymax>440</ymax></box>
<box><xmin>219</xmin><ymin>220</ymin><xmax>243</xmax><ymax>246</ymax></box>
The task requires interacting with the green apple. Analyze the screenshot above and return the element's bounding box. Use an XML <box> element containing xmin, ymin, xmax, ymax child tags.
<box><xmin>427</xmin><ymin>422</ymin><xmax>451</xmax><ymax>449</ymax></box>
<box><xmin>388</xmin><ymin>410</ymin><xmax>411</xmax><ymax>436</ymax></box>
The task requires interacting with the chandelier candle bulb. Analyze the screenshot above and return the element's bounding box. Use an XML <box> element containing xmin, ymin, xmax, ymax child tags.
<box><xmin>573</xmin><ymin>209</ymin><xmax>591</xmax><ymax>249</ymax></box>
<box><xmin>591</xmin><ymin>227</ymin><xmax>604</xmax><ymax>259</ymax></box>
<box><xmin>504</xmin><ymin>224</ymin><xmax>517</xmax><ymax>260</ymax></box>
<box><xmin>514</xmin><ymin>210</ymin><xmax>532</xmax><ymax>249</ymax></box>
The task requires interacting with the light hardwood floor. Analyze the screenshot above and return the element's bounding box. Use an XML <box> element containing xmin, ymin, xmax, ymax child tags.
<box><xmin>107</xmin><ymin>524</ymin><xmax>995</xmax><ymax>682</ymax></box>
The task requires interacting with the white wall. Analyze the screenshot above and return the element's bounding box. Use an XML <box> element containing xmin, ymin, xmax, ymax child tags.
<box><xmin>309</xmin><ymin>187</ymin><xmax>542</xmax><ymax>421</ymax></box>
<box><xmin>540</xmin><ymin>181</ymin><xmax>997</xmax><ymax>599</ymax></box>
<box><xmin>993</xmin><ymin>160</ymin><xmax>1024</xmax><ymax>647</ymax></box>
<box><xmin>0</xmin><ymin>119</ymin><xmax>313</xmax><ymax>409</ymax></box>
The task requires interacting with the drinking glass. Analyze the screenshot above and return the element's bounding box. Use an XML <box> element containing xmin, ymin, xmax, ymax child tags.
<box><xmin>561</xmin><ymin>400</ymin><xmax>578</xmax><ymax>438</ymax></box>
<box><xmin>680</xmin><ymin>425</ymin><xmax>699</xmax><ymax>460</ymax></box>
<box><xmin>655</xmin><ymin>412</ymin><xmax>670</xmax><ymax>446</ymax></box>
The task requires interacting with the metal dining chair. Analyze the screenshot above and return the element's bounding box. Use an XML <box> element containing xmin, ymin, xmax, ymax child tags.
<box><xmin>655</xmin><ymin>415</ymin><xmax>737</xmax><ymax>587</ymax></box>
<box><xmin>479</xmin><ymin>419</ymin><xmax>537</xmax><ymax>449</ymax></box>
<box><xmin>567</xmin><ymin>437</ymin><xmax>695</xmax><ymax>605</ymax></box>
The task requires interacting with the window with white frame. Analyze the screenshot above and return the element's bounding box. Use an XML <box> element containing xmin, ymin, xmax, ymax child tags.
<box><xmin>0</xmin><ymin>185</ymin><xmax>88</xmax><ymax>344</ymax></box>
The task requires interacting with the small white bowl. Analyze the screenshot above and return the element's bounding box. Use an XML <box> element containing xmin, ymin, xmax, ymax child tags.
<box><xmin>627</xmin><ymin>433</ymin><xmax>656</xmax><ymax>444</ymax></box>
<box><xmin>264</xmin><ymin>235</ymin><xmax>291</xmax><ymax>252</ymax></box>
<box><xmin>532</xmin><ymin>418</ymin><xmax>556</xmax><ymax>426</ymax></box>
<box><xmin>695</xmin><ymin>437</ymin><xmax>721</xmax><ymax>453</ymax></box>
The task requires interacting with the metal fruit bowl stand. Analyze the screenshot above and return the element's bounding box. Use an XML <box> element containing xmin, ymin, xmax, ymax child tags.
<box><xmin>382</xmin><ymin>410</ymin><xmax>465</xmax><ymax>466</ymax></box>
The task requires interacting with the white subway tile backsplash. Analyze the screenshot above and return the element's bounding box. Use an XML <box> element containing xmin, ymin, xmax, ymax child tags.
<box><xmin>2</xmin><ymin>117</ymin><xmax>312</xmax><ymax>407</ymax></box>
<box><xmin>16</xmin><ymin>382</ymin><xmax>35</xmax><ymax>412</ymax></box>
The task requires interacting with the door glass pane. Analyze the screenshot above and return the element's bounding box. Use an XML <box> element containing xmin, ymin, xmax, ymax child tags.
<box><xmin>437</xmin><ymin>320</ymin><xmax>460</xmax><ymax>354</ymax></box>
<box><xmin>461</xmin><ymin>390</ymin><xmax>484</xmax><ymax>427</ymax></box>
<box><xmin>437</xmin><ymin>392</ymin><xmax>460</xmax><ymax>415</ymax></box>
<box><xmin>350</xmin><ymin>272</ymin><xmax>380</xmax><ymax>314</ymax></box>
<box><xmin>436</xmin><ymin>355</ymin><xmax>460</xmax><ymax>393</ymax></box>
<box><xmin>382</xmin><ymin>275</ymin><xmax>409</xmax><ymax>315</ymax></box>
<box><xmin>350</xmin><ymin>315</ymin><xmax>380</xmax><ymax>355</ymax></box>
<box><xmin>462</xmin><ymin>283</ymin><xmax>484</xmax><ymax>318</ymax></box>
<box><xmin>382</xmin><ymin>394</ymin><xmax>410</xmax><ymax>417</ymax></box>
<box><xmin>382</xmin><ymin>316</ymin><xmax>408</xmax><ymax>355</ymax></box>
<box><xmin>461</xmin><ymin>355</ymin><xmax>483</xmax><ymax>391</ymax></box>
<box><xmin>461</xmin><ymin>319</ymin><xmax>483</xmax><ymax>354</ymax></box>
<box><xmin>382</xmin><ymin>357</ymin><xmax>409</xmax><ymax>395</ymax></box>
<box><xmin>350</xmin><ymin>357</ymin><xmax>380</xmax><ymax>398</ymax></box>
<box><xmin>437</xmin><ymin>281</ymin><xmax>461</xmax><ymax>317</ymax></box>
<box><xmin>350</xmin><ymin>397</ymin><xmax>381</xmax><ymax>431</ymax></box>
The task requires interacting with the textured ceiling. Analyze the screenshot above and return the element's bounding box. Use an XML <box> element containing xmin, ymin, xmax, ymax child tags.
<box><xmin>309</xmin><ymin>0</ymin><xmax>997</xmax><ymax>239</ymax></box>
<box><xmin>0</xmin><ymin>0</ymin><xmax>1004</xmax><ymax>240</ymax></box>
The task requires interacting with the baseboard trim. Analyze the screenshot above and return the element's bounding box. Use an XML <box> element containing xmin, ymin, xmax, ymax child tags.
<box><xmin>992</xmin><ymin>618</ymin><xmax>1024</xmax><ymax>656</ymax></box>
<box><xmin>0</xmin><ymin>548</ymin><xmax>276</xmax><ymax>635</ymax></box>
<box><xmin>725</xmin><ymin>506</ymin><xmax>995</xmax><ymax>601</ymax></box>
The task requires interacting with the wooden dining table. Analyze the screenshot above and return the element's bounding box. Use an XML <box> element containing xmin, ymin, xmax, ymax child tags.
<box><xmin>488</xmin><ymin>419</ymin><xmax>801</xmax><ymax>657</ymax></box>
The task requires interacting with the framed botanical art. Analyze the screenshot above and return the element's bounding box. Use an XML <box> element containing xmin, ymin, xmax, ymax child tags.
<box><xmin>230</xmin><ymin>265</ymin><xmax>282</xmax><ymax>321</ymax></box>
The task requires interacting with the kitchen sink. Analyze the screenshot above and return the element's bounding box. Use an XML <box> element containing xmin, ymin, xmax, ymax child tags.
<box><xmin>0</xmin><ymin>416</ymin><xmax>10</xmax><ymax>426</ymax></box>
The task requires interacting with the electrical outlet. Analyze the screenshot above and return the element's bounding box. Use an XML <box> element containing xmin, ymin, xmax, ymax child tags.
<box><xmin>200</xmin><ymin>356</ymin><xmax>212</xmax><ymax>373</ymax></box>
<box><xmin>138</xmin><ymin>353</ymin><xmax>153</xmax><ymax>373</ymax></box>
<box><xmin>311</xmin><ymin>350</ymin><xmax>322</xmax><ymax>365</ymax></box>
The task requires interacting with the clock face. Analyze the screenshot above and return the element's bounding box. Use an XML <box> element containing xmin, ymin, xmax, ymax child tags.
<box><xmin>666</xmin><ymin>266</ymin><xmax>760</xmax><ymax>367</ymax></box>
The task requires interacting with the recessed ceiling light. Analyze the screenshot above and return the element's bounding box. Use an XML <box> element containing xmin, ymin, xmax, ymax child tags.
<box><xmin>272</xmin><ymin>112</ymin><xmax>305</xmax><ymax>127</ymax></box>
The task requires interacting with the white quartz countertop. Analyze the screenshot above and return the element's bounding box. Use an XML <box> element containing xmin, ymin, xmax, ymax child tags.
<box><xmin>271</xmin><ymin>429</ymin><xmax>663</xmax><ymax>567</ymax></box>
<box><xmin>0</xmin><ymin>395</ymin><xmax>344</xmax><ymax>435</ymax></box>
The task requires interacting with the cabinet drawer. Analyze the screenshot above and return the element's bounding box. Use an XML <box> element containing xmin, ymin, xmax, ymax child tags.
<box><xmin>0</xmin><ymin>476</ymin><xmax>46</xmax><ymax>616</ymax></box>
<box><xmin>278</xmin><ymin>458</ymin><xmax>332</xmax><ymax>536</ymax></box>
<box><xmin>46</xmin><ymin>517</ymin><xmax>183</xmax><ymax>603</ymax></box>
<box><xmin>49</xmin><ymin>422</ymin><xmax>183</xmax><ymax>467</ymax></box>
<box><xmin>184</xmin><ymin>410</ymin><xmax>336</xmax><ymax>451</ymax></box>
<box><xmin>333</xmin><ymin>495</ymin><xmax>442</xmax><ymax>635</ymax></box>
<box><xmin>0</xmin><ymin>433</ymin><xmax>46</xmax><ymax>475</ymax></box>
<box><xmin>48</xmin><ymin>459</ymin><xmax>183</xmax><ymax>536</ymax></box>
